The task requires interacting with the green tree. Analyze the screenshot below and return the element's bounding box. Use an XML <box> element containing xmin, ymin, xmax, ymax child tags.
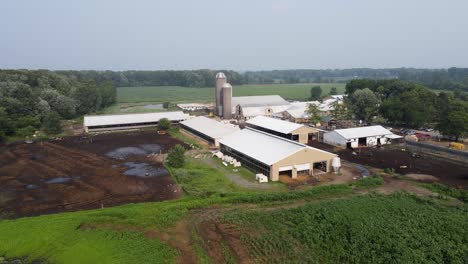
<box><xmin>162</xmin><ymin>102</ymin><xmax>170</xmax><ymax>109</ymax></box>
<box><xmin>0</xmin><ymin>131</ymin><xmax>6</xmax><ymax>144</ymax></box>
<box><xmin>331</xmin><ymin>101</ymin><xmax>352</xmax><ymax>120</ymax></box>
<box><xmin>16</xmin><ymin>126</ymin><xmax>36</xmax><ymax>138</ymax></box>
<box><xmin>307</xmin><ymin>103</ymin><xmax>322</xmax><ymax>125</ymax></box>
<box><xmin>329</xmin><ymin>87</ymin><xmax>337</xmax><ymax>95</ymax></box>
<box><xmin>158</xmin><ymin>118</ymin><xmax>171</xmax><ymax>131</ymax></box>
<box><xmin>166</xmin><ymin>145</ymin><xmax>186</xmax><ymax>168</ymax></box>
<box><xmin>0</xmin><ymin>107</ymin><xmax>15</xmax><ymax>136</ymax></box>
<box><xmin>436</xmin><ymin>111</ymin><xmax>468</xmax><ymax>141</ymax></box>
<box><xmin>310</xmin><ymin>86</ymin><xmax>322</xmax><ymax>100</ymax></box>
<box><xmin>43</xmin><ymin>111</ymin><xmax>63</xmax><ymax>135</ymax></box>
<box><xmin>349</xmin><ymin>88</ymin><xmax>380</xmax><ymax>121</ymax></box>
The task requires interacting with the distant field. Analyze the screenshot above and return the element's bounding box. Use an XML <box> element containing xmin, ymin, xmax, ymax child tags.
<box><xmin>116</xmin><ymin>83</ymin><xmax>346</xmax><ymax>103</ymax></box>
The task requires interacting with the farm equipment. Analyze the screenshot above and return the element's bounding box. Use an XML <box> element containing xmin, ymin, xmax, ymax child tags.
<box><xmin>449</xmin><ymin>142</ymin><xmax>465</xmax><ymax>150</ymax></box>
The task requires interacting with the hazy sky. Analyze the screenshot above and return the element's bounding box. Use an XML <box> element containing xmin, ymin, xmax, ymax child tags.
<box><xmin>1</xmin><ymin>0</ymin><xmax>468</xmax><ymax>70</ymax></box>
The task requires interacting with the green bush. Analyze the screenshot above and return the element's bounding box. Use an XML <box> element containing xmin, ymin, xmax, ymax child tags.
<box><xmin>420</xmin><ymin>183</ymin><xmax>468</xmax><ymax>202</ymax></box>
<box><xmin>354</xmin><ymin>175</ymin><xmax>384</xmax><ymax>188</ymax></box>
<box><xmin>15</xmin><ymin>125</ymin><xmax>36</xmax><ymax>138</ymax></box>
<box><xmin>166</xmin><ymin>144</ymin><xmax>185</xmax><ymax>168</ymax></box>
<box><xmin>158</xmin><ymin>118</ymin><xmax>171</xmax><ymax>130</ymax></box>
<box><xmin>42</xmin><ymin>111</ymin><xmax>63</xmax><ymax>134</ymax></box>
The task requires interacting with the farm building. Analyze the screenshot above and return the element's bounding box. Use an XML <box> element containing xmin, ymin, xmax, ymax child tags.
<box><xmin>214</xmin><ymin>72</ymin><xmax>293</xmax><ymax>120</ymax></box>
<box><xmin>231</xmin><ymin>95</ymin><xmax>292</xmax><ymax>120</ymax></box>
<box><xmin>246</xmin><ymin>116</ymin><xmax>316</xmax><ymax>144</ymax></box>
<box><xmin>83</xmin><ymin>111</ymin><xmax>190</xmax><ymax>132</ymax></box>
<box><xmin>180</xmin><ymin>116</ymin><xmax>239</xmax><ymax>147</ymax></box>
<box><xmin>218</xmin><ymin>128</ymin><xmax>337</xmax><ymax>181</ymax></box>
<box><xmin>177</xmin><ymin>103</ymin><xmax>214</xmax><ymax>111</ymax></box>
<box><xmin>323</xmin><ymin>125</ymin><xmax>402</xmax><ymax>148</ymax></box>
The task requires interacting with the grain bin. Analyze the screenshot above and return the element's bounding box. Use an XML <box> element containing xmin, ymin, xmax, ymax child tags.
<box><xmin>222</xmin><ymin>83</ymin><xmax>232</xmax><ymax>119</ymax></box>
<box><xmin>332</xmin><ymin>157</ymin><xmax>341</xmax><ymax>174</ymax></box>
<box><xmin>215</xmin><ymin>72</ymin><xmax>226</xmax><ymax>116</ymax></box>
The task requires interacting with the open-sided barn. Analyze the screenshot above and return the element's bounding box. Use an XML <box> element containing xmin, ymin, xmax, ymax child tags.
<box><xmin>180</xmin><ymin>116</ymin><xmax>239</xmax><ymax>146</ymax></box>
<box><xmin>219</xmin><ymin>128</ymin><xmax>337</xmax><ymax>181</ymax></box>
<box><xmin>83</xmin><ymin>111</ymin><xmax>189</xmax><ymax>132</ymax></box>
<box><xmin>246</xmin><ymin>116</ymin><xmax>316</xmax><ymax>144</ymax></box>
<box><xmin>323</xmin><ymin>125</ymin><xmax>402</xmax><ymax>148</ymax></box>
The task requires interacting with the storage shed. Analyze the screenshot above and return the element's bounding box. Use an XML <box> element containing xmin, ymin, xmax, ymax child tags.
<box><xmin>83</xmin><ymin>111</ymin><xmax>190</xmax><ymax>132</ymax></box>
<box><xmin>246</xmin><ymin>116</ymin><xmax>315</xmax><ymax>144</ymax></box>
<box><xmin>219</xmin><ymin>128</ymin><xmax>337</xmax><ymax>181</ymax></box>
<box><xmin>323</xmin><ymin>125</ymin><xmax>401</xmax><ymax>148</ymax></box>
<box><xmin>180</xmin><ymin>116</ymin><xmax>240</xmax><ymax>147</ymax></box>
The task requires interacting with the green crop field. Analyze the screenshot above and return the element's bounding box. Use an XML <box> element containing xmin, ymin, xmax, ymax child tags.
<box><xmin>222</xmin><ymin>193</ymin><xmax>468</xmax><ymax>263</ymax></box>
<box><xmin>116</xmin><ymin>83</ymin><xmax>346</xmax><ymax>103</ymax></box>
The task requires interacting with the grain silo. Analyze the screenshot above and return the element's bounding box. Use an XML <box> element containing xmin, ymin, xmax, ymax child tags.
<box><xmin>215</xmin><ymin>72</ymin><xmax>227</xmax><ymax>116</ymax></box>
<box><xmin>222</xmin><ymin>83</ymin><xmax>232</xmax><ymax>119</ymax></box>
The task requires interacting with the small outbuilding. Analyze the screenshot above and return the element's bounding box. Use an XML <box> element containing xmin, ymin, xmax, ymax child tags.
<box><xmin>180</xmin><ymin>116</ymin><xmax>240</xmax><ymax>147</ymax></box>
<box><xmin>219</xmin><ymin>128</ymin><xmax>337</xmax><ymax>181</ymax></box>
<box><xmin>323</xmin><ymin>125</ymin><xmax>401</xmax><ymax>148</ymax></box>
<box><xmin>246</xmin><ymin>116</ymin><xmax>315</xmax><ymax>144</ymax></box>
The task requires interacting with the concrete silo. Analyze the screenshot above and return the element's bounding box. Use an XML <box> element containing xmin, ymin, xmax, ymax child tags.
<box><xmin>222</xmin><ymin>83</ymin><xmax>232</xmax><ymax>119</ymax></box>
<box><xmin>215</xmin><ymin>72</ymin><xmax>227</xmax><ymax>116</ymax></box>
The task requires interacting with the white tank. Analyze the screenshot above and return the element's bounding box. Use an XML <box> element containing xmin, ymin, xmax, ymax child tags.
<box><xmin>332</xmin><ymin>157</ymin><xmax>341</xmax><ymax>173</ymax></box>
<box><xmin>215</xmin><ymin>72</ymin><xmax>226</xmax><ymax>116</ymax></box>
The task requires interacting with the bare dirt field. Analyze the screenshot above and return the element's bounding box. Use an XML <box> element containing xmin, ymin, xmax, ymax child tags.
<box><xmin>338</xmin><ymin>147</ymin><xmax>468</xmax><ymax>189</ymax></box>
<box><xmin>0</xmin><ymin>131</ymin><xmax>183</xmax><ymax>218</ymax></box>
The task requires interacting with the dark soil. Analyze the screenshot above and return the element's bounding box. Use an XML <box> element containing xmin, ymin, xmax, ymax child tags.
<box><xmin>338</xmin><ymin>147</ymin><xmax>468</xmax><ymax>189</ymax></box>
<box><xmin>0</xmin><ymin>131</ymin><xmax>183</xmax><ymax>218</ymax></box>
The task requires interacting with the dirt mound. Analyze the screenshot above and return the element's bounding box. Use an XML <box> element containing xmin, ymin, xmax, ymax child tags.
<box><xmin>405</xmin><ymin>174</ymin><xmax>439</xmax><ymax>183</ymax></box>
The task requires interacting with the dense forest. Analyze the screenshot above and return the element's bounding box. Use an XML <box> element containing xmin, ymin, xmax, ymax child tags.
<box><xmin>0</xmin><ymin>70</ymin><xmax>117</xmax><ymax>142</ymax></box>
<box><xmin>343</xmin><ymin>79</ymin><xmax>468</xmax><ymax>140</ymax></box>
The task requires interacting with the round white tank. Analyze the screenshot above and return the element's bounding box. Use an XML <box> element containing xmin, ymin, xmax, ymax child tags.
<box><xmin>332</xmin><ymin>157</ymin><xmax>341</xmax><ymax>173</ymax></box>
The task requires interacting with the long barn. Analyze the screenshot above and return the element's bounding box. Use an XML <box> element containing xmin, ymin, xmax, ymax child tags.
<box><xmin>219</xmin><ymin>128</ymin><xmax>337</xmax><ymax>181</ymax></box>
<box><xmin>245</xmin><ymin>115</ymin><xmax>316</xmax><ymax>144</ymax></box>
<box><xmin>83</xmin><ymin>111</ymin><xmax>190</xmax><ymax>132</ymax></box>
<box><xmin>180</xmin><ymin>116</ymin><xmax>239</xmax><ymax>146</ymax></box>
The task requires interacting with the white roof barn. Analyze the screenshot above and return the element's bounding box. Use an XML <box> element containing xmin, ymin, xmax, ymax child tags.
<box><xmin>323</xmin><ymin>125</ymin><xmax>401</xmax><ymax>148</ymax></box>
<box><xmin>83</xmin><ymin>111</ymin><xmax>190</xmax><ymax>132</ymax></box>
<box><xmin>246</xmin><ymin>116</ymin><xmax>303</xmax><ymax>134</ymax></box>
<box><xmin>332</xmin><ymin>125</ymin><xmax>393</xmax><ymax>139</ymax></box>
<box><xmin>219</xmin><ymin>128</ymin><xmax>337</xmax><ymax>181</ymax></box>
<box><xmin>219</xmin><ymin>128</ymin><xmax>330</xmax><ymax>165</ymax></box>
<box><xmin>180</xmin><ymin>116</ymin><xmax>239</xmax><ymax>146</ymax></box>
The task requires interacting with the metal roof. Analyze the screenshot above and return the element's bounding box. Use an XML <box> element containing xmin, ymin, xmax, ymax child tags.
<box><xmin>219</xmin><ymin>128</ymin><xmax>334</xmax><ymax>165</ymax></box>
<box><xmin>216</xmin><ymin>72</ymin><xmax>226</xmax><ymax>79</ymax></box>
<box><xmin>331</xmin><ymin>125</ymin><xmax>393</xmax><ymax>139</ymax></box>
<box><xmin>246</xmin><ymin>116</ymin><xmax>303</xmax><ymax>134</ymax></box>
<box><xmin>84</xmin><ymin>111</ymin><xmax>189</xmax><ymax>127</ymax></box>
<box><xmin>232</xmin><ymin>95</ymin><xmax>290</xmax><ymax>108</ymax></box>
<box><xmin>180</xmin><ymin>116</ymin><xmax>239</xmax><ymax>140</ymax></box>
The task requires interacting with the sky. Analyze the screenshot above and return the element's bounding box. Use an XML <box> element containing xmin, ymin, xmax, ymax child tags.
<box><xmin>1</xmin><ymin>0</ymin><xmax>468</xmax><ymax>71</ymax></box>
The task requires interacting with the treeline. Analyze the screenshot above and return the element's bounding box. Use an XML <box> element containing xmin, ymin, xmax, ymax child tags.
<box><xmin>244</xmin><ymin>68</ymin><xmax>468</xmax><ymax>91</ymax></box>
<box><xmin>30</xmin><ymin>68</ymin><xmax>468</xmax><ymax>92</ymax></box>
<box><xmin>55</xmin><ymin>70</ymin><xmax>245</xmax><ymax>88</ymax></box>
<box><xmin>0</xmin><ymin>69</ymin><xmax>117</xmax><ymax>142</ymax></box>
<box><xmin>344</xmin><ymin>79</ymin><xmax>468</xmax><ymax>140</ymax></box>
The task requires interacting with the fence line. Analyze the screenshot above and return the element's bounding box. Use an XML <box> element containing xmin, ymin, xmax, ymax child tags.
<box><xmin>405</xmin><ymin>140</ymin><xmax>468</xmax><ymax>163</ymax></box>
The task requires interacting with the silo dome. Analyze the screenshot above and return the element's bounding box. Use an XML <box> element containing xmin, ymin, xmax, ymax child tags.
<box><xmin>222</xmin><ymin>83</ymin><xmax>232</xmax><ymax>88</ymax></box>
<box><xmin>216</xmin><ymin>72</ymin><xmax>226</xmax><ymax>79</ymax></box>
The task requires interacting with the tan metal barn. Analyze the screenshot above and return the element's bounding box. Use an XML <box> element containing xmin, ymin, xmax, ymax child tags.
<box><xmin>246</xmin><ymin>116</ymin><xmax>316</xmax><ymax>144</ymax></box>
<box><xmin>219</xmin><ymin>128</ymin><xmax>337</xmax><ymax>181</ymax></box>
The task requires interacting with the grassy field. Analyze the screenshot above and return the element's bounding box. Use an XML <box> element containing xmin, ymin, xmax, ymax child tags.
<box><xmin>116</xmin><ymin>83</ymin><xmax>346</xmax><ymax>103</ymax></box>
